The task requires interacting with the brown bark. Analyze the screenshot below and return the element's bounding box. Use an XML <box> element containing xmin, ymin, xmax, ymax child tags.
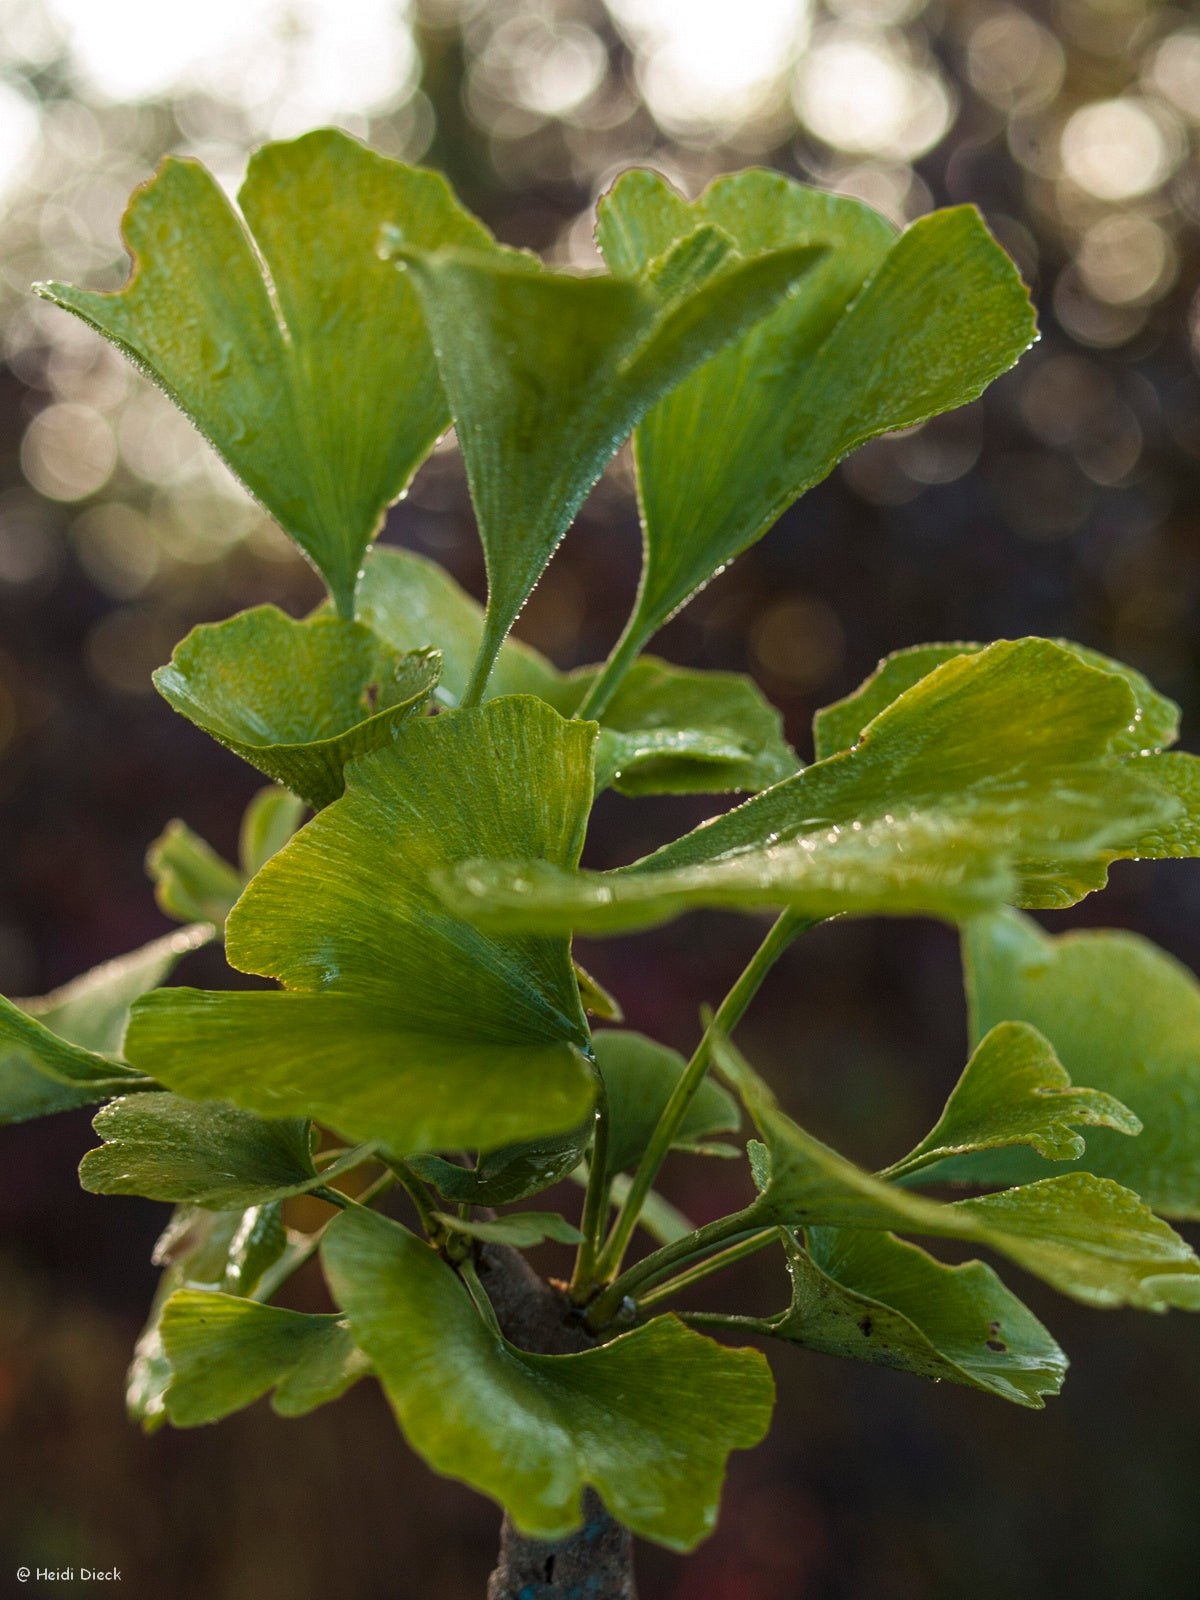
<box><xmin>476</xmin><ymin>1245</ymin><xmax>637</xmax><ymax>1600</ymax></box>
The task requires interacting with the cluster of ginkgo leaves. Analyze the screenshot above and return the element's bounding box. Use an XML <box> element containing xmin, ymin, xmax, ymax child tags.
<box><xmin>3</xmin><ymin>129</ymin><xmax>1200</xmax><ymax>1556</ymax></box>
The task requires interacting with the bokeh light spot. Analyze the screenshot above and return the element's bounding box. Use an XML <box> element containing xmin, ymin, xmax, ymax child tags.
<box><xmin>750</xmin><ymin>595</ymin><xmax>845</xmax><ymax>690</ymax></box>
<box><xmin>794</xmin><ymin>27</ymin><xmax>953</xmax><ymax>158</ymax></box>
<box><xmin>21</xmin><ymin>402</ymin><xmax>117</xmax><ymax>502</ymax></box>
<box><xmin>1078</xmin><ymin>213</ymin><xmax>1176</xmax><ymax>306</ymax></box>
<box><xmin>1145</xmin><ymin>29</ymin><xmax>1200</xmax><ymax>122</ymax></box>
<box><xmin>610</xmin><ymin>0</ymin><xmax>812</xmax><ymax>136</ymax></box>
<box><xmin>1060</xmin><ymin>97</ymin><xmax>1179</xmax><ymax>201</ymax></box>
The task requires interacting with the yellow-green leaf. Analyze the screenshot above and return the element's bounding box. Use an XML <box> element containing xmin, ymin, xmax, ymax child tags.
<box><xmin>955</xmin><ymin>910</ymin><xmax>1200</xmax><ymax>1217</ymax></box>
<box><xmin>813</xmin><ymin>639</ymin><xmax>1180</xmax><ymax>762</ymax></box>
<box><xmin>714</xmin><ymin>1035</ymin><xmax>1200</xmax><ymax>1313</ymax></box>
<box><xmin>159</xmin><ymin>1290</ymin><xmax>369</xmax><ymax>1424</ymax></box>
<box><xmin>128</xmin><ymin>1202</ymin><xmax>291</xmax><ymax>1431</ymax></box>
<box><xmin>357</xmin><ymin>540</ymin><xmax>796</xmax><ymax>796</ymax></box>
<box><xmin>322</xmin><ymin>1207</ymin><xmax>773</xmax><ymax>1550</ymax></box>
<box><xmin>155</xmin><ymin>606</ymin><xmax>441</xmax><ymax>808</ymax></box>
<box><xmin>79</xmin><ymin>1094</ymin><xmax>342</xmax><ymax>1208</ymax></box>
<box><xmin>732</xmin><ymin>1228</ymin><xmax>1067</xmax><ymax>1408</ymax></box>
<box><xmin>147</xmin><ymin>820</ymin><xmax>243</xmax><ymax>925</ymax></box>
<box><xmin>397</xmin><ymin>234</ymin><xmax>825</xmax><ymax>698</ymax></box>
<box><xmin>37</xmin><ymin>130</ymin><xmax>494</xmax><ymax>615</ymax></box>
<box><xmin>594</xmin><ymin>1030</ymin><xmax>740</xmax><ymax>1179</ymax></box>
<box><xmin>883</xmin><ymin>1021</ymin><xmax>1140</xmax><ymax>1182</ymax></box>
<box><xmin>125</xmin><ymin>698</ymin><xmax>598</xmax><ymax>1156</ymax></box>
<box><xmin>1</xmin><ymin>927</ymin><xmax>210</xmax><ymax>1123</ymax></box>
<box><xmin>592</xmin><ymin>171</ymin><xmax>1036</xmax><ymax>690</ymax></box>
<box><xmin>439</xmin><ymin>640</ymin><xmax>1178</xmax><ymax>935</ymax></box>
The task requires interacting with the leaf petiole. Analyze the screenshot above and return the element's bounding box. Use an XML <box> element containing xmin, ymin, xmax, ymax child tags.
<box><xmin>586</xmin><ymin>1216</ymin><xmax>767</xmax><ymax>1329</ymax></box>
<box><xmin>628</xmin><ymin>1228</ymin><xmax>779</xmax><ymax>1315</ymax></box>
<box><xmin>569</xmin><ymin>1079</ymin><xmax>613</xmax><ymax>1295</ymax></box>
<box><xmin>591</xmin><ymin>909</ymin><xmax>814</xmax><ymax>1285</ymax></box>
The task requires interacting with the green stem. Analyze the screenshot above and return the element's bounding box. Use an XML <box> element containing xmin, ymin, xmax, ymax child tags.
<box><xmin>569</xmin><ymin>1084</ymin><xmax>613</xmax><ymax>1298</ymax></box>
<box><xmin>354</xmin><ymin>1169</ymin><xmax>400</xmax><ymax>1209</ymax></box>
<box><xmin>587</xmin><ymin>1213</ymin><xmax>763</xmax><ymax>1329</ymax></box>
<box><xmin>459</xmin><ymin>1254</ymin><xmax>503</xmax><ymax>1336</ymax></box>
<box><xmin>253</xmin><ymin>1170</ymin><xmax>398</xmax><ymax>1302</ymax></box>
<box><xmin>461</xmin><ymin>607</ymin><xmax>506</xmax><ymax>709</ymax></box>
<box><xmin>386</xmin><ymin>1158</ymin><xmax>444</xmax><ymax>1240</ymax></box>
<box><xmin>592</xmin><ymin>909</ymin><xmax>812</xmax><ymax>1285</ymax></box>
<box><xmin>573</xmin><ymin>616</ymin><xmax>649</xmax><ymax>722</ymax></box>
<box><xmin>632</xmin><ymin>1228</ymin><xmax>777</xmax><ymax>1314</ymax></box>
<box><xmin>679</xmin><ymin>1311</ymin><xmax>763</xmax><ymax>1333</ymax></box>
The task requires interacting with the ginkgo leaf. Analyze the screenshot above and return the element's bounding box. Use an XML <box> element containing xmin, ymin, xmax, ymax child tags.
<box><xmin>128</xmin><ymin>1202</ymin><xmax>293</xmax><ymax>1430</ymax></box>
<box><xmin>951</xmin><ymin>910</ymin><xmax>1200</xmax><ymax>1216</ymax></box>
<box><xmin>395</xmin><ymin>235</ymin><xmax>826</xmax><ymax>701</ymax></box>
<box><xmin>587</xmin><ymin>170</ymin><xmax>1036</xmax><ymax>705</ymax></box>
<box><xmin>239</xmin><ymin>786</ymin><xmax>307</xmax><ymax>878</ymax></box>
<box><xmin>813</xmin><ymin>639</ymin><xmax>1180</xmax><ymax>762</ymax></box>
<box><xmin>568</xmin><ymin>659</ymin><xmax>798</xmax><ymax>796</ymax></box>
<box><xmin>79</xmin><ymin>1094</ymin><xmax>368</xmax><ymax>1207</ymax></box>
<box><xmin>147</xmin><ymin>820</ymin><xmax>244</xmax><ymax>924</ymax></box>
<box><xmin>883</xmin><ymin>1021</ymin><xmax>1140</xmax><ymax>1182</ymax></box>
<box><xmin>1</xmin><ymin>926</ymin><xmax>210</xmax><ymax>1124</ymax></box>
<box><xmin>438</xmin><ymin>640</ymin><xmax>1180</xmax><ymax>935</ymax></box>
<box><xmin>322</xmin><ymin>1206</ymin><xmax>773</xmax><ymax>1550</ymax></box>
<box><xmin>356</xmin><ymin>544</ymin><xmax>797</xmax><ymax>794</ymax></box>
<box><xmin>159</xmin><ymin>1290</ymin><xmax>369</xmax><ymax>1424</ymax></box>
<box><xmin>36</xmin><ymin>129</ymin><xmax>495</xmax><ymax>616</ymax></box>
<box><xmin>713</xmin><ymin>1035</ymin><xmax>1200</xmax><ymax>1312</ymax></box>
<box><xmin>723</xmin><ymin>1228</ymin><xmax>1066</xmax><ymax>1408</ymax></box>
<box><xmin>125</xmin><ymin>697</ymin><xmax>598</xmax><ymax>1156</ymax></box>
<box><xmin>155</xmin><ymin>605</ymin><xmax>441</xmax><ymax>808</ymax></box>
<box><xmin>1121</xmin><ymin>750</ymin><xmax>1200</xmax><ymax>859</ymax></box>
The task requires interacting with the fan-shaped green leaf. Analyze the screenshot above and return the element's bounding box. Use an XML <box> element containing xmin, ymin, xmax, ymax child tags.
<box><xmin>155</xmin><ymin>606</ymin><xmax>441</xmax><ymax>808</ymax></box>
<box><xmin>78</xmin><ymin>1094</ymin><xmax>363</xmax><ymax>1207</ymax></box>
<box><xmin>239</xmin><ymin>786</ymin><xmax>306</xmax><ymax>878</ymax></box>
<box><xmin>572</xmin><ymin>659</ymin><xmax>798</xmax><ymax>796</ymax></box>
<box><xmin>814</xmin><ymin>639</ymin><xmax>1180</xmax><ymax>762</ymax></box>
<box><xmin>125</xmin><ymin>697</ymin><xmax>598</xmax><ymax>1156</ymax></box>
<box><xmin>36</xmin><ymin>129</ymin><xmax>494</xmax><ymax>615</ymax></box>
<box><xmin>159</xmin><ymin>1290</ymin><xmax>369</xmax><ymax>1424</ymax></box>
<box><xmin>1122</xmin><ymin>751</ymin><xmax>1200</xmax><ymax>858</ymax></box>
<box><xmin>731</xmin><ymin>1228</ymin><xmax>1066</xmax><ymax>1408</ymax></box>
<box><xmin>129</xmin><ymin>1202</ymin><xmax>291</xmax><ymax>1430</ymax></box>
<box><xmin>396</xmin><ymin>236</ymin><xmax>826</xmax><ymax>699</ymax></box>
<box><xmin>713</xmin><ymin>1035</ymin><xmax>1200</xmax><ymax>1312</ymax></box>
<box><xmin>321</xmin><ymin>1206</ymin><xmax>773</xmax><ymax>1550</ymax></box>
<box><xmin>1</xmin><ymin>926</ymin><xmax>210</xmax><ymax>1123</ymax></box>
<box><xmin>439</xmin><ymin>640</ymin><xmax>1179</xmax><ymax>935</ymax></box>
<box><xmin>147</xmin><ymin>820</ymin><xmax>243</xmax><ymax>924</ymax></box>
<box><xmin>591</xmin><ymin>171</ymin><xmax>1036</xmax><ymax>689</ymax></box>
<box><xmin>883</xmin><ymin>1021</ymin><xmax>1140</xmax><ymax>1182</ymax></box>
<box><xmin>951</xmin><ymin>911</ymin><xmax>1200</xmax><ymax>1217</ymax></box>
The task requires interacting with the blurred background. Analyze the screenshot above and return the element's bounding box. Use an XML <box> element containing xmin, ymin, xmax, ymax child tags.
<box><xmin>2</xmin><ymin>0</ymin><xmax>1200</xmax><ymax>1595</ymax></box>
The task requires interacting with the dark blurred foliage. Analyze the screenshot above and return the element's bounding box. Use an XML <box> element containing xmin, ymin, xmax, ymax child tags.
<box><xmin>2</xmin><ymin>1</ymin><xmax>1200</xmax><ymax>1596</ymax></box>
